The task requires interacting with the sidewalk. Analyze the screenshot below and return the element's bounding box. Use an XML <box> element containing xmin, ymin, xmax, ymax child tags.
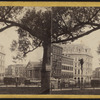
<box><xmin>51</xmin><ymin>87</ymin><xmax>100</xmax><ymax>94</ymax></box>
<box><xmin>52</xmin><ymin>88</ymin><xmax>80</xmax><ymax>91</ymax></box>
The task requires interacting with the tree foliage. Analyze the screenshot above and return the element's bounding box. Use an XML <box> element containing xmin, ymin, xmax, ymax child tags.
<box><xmin>52</xmin><ymin>7</ymin><xmax>100</xmax><ymax>43</ymax></box>
<box><xmin>0</xmin><ymin>7</ymin><xmax>100</xmax><ymax>59</ymax></box>
<box><xmin>10</xmin><ymin>7</ymin><xmax>51</xmax><ymax>59</ymax></box>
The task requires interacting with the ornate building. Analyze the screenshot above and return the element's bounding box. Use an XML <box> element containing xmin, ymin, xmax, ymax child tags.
<box><xmin>61</xmin><ymin>44</ymin><xmax>93</xmax><ymax>84</ymax></box>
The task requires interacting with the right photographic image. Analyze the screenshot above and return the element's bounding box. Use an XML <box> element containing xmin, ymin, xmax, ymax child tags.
<box><xmin>51</xmin><ymin>7</ymin><xmax>100</xmax><ymax>95</ymax></box>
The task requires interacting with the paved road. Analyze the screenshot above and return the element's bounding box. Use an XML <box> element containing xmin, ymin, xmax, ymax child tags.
<box><xmin>52</xmin><ymin>87</ymin><xmax>100</xmax><ymax>91</ymax></box>
<box><xmin>52</xmin><ymin>88</ymin><xmax>80</xmax><ymax>91</ymax></box>
<box><xmin>0</xmin><ymin>84</ymin><xmax>41</xmax><ymax>87</ymax></box>
<box><xmin>0</xmin><ymin>85</ymin><xmax>99</xmax><ymax>94</ymax></box>
<box><xmin>51</xmin><ymin>87</ymin><xmax>100</xmax><ymax>94</ymax></box>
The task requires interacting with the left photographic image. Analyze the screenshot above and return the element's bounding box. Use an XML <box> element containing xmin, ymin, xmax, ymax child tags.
<box><xmin>0</xmin><ymin>6</ymin><xmax>51</xmax><ymax>94</ymax></box>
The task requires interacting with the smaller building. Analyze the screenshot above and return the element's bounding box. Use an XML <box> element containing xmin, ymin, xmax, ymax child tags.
<box><xmin>51</xmin><ymin>44</ymin><xmax>63</xmax><ymax>79</ymax></box>
<box><xmin>5</xmin><ymin>64</ymin><xmax>26</xmax><ymax>78</ymax></box>
<box><xmin>92</xmin><ymin>67</ymin><xmax>100</xmax><ymax>79</ymax></box>
<box><xmin>61</xmin><ymin>54</ymin><xmax>74</xmax><ymax>82</ymax></box>
<box><xmin>25</xmin><ymin>62</ymin><xmax>42</xmax><ymax>80</ymax></box>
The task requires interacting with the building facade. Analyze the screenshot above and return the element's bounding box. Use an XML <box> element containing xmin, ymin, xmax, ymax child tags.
<box><xmin>51</xmin><ymin>44</ymin><xmax>63</xmax><ymax>79</ymax></box>
<box><xmin>92</xmin><ymin>67</ymin><xmax>100</xmax><ymax>79</ymax></box>
<box><xmin>25</xmin><ymin>62</ymin><xmax>42</xmax><ymax>80</ymax></box>
<box><xmin>5</xmin><ymin>64</ymin><xmax>26</xmax><ymax>78</ymax></box>
<box><xmin>61</xmin><ymin>44</ymin><xmax>93</xmax><ymax>84</ymax></box>
<box><xmin>61</xmin><ymin>54</ymin><xmax>74</xmax><ymax>82</ymax></box>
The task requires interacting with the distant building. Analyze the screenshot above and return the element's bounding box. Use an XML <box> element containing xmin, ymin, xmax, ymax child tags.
<box><xmin>61</xmin><ymin>44</ymin><xmax>93</xmax><ymax>84</ymax></box>
<box><xmin>25</xmin><ymin>62</ymin><xmax>42</xmax><ymax>80</ymax></box>
<box><xmin>51</xmin><ymin>44</ymin><xmax>63</xmax><ymax>79</ymax></box>
<box><xmin>5</xmin><ymin>65</ymin><xmax>15</xmax><ymax>77</ymax></box>
<box><xmin>92</xmin><ymin>67</ymin><xmax>100</xmax><ymax>79</ymax></box>
<box><xmin>98</xmin><ymin>58</ymin><xmax>100</xmax><ymax>66</ymax></box>
<box><xmin>61</xmin><ymin>54</ymin><xmax>74</xmax><ymax>82</ymax></box>
<box><xmin>0</xmin><ymin>45</ymin><xmax>5</xmax><ymax>82</ymax></box>
<box><xmin>5</xmin><ymin>64</ymin><xmax>26</xmax><ymax>78</ymax></box>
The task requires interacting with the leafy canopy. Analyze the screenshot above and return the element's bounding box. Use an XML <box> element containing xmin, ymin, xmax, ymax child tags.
<box><xmin>0</xmin><ymin>7</ymin><xmax>100</xmax><ymax>59</ymax></box>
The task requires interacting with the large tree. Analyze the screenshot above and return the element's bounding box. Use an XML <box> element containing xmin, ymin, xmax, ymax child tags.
<box><xmin>0</xmin><ymin>7</ymin><xmax>100</xmax><ymax>93</ymax></box>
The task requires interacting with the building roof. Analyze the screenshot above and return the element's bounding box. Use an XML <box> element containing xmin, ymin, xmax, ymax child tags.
<box><xmin>95</xmin><ymin>67</ymin><xmax>100</xmax><ymax>71</ymax></box>
<box><xmin>60</xmin><ymin>43</ymin><xmax>92</xmax><ymax>57</ymax></box>
<box><xmin>7</xmin><ymin>64</ymin><xmax>26</xmax><ymax>69</ymax></box>
<box><xmin>62</xmin><ymin>54</ymin><xmax>74</xmax><ymax>60</ymax></box>
<box><xmin>52</xmin><ymin>44</ymin><xmax>63</xmax><ymax>49</ymax></box>
<box><xmin>26</xmin><ymin>61</ymin><xmax>42</xmax><ymax>68</ymax></box>
<box><xmin>61</xmin><ymin>43</ymin><xmax>91</xmax><ymax>49</ymax></box>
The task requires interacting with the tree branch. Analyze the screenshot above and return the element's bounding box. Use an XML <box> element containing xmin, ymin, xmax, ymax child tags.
<box><xmin>2</xmin><ymin>7</ymin><xmax>14</xmax><ymax>19</ymax></box>
<box><xmin>84</xmin><ymin>22</ymin><xmax>100</xmax><ymax>27</ymax></box>
<box><xmin>88</xmin><ymin>9</ymin><xmax>100</xmax><ymax>22</ymax></box>
<box><xmin>0</xmin><ymin>19</ymin><xmax>44</xmax><ymax>41</ymax></box>
<box><xmin>57</xmin><ymin>13</ymin><xmax>74</xmax><ymax>37</ymax></box>
<box><xmin>0</xmin><ymin>25</ymin><xmax>13</xmax><ymax>32</ymax></box>
<box><xmin>23</xmin><ymin>41</ymin><xmax>42</xmax><ymax>56</ymax></box>
<box><xmin>52</xmin><ymin>27</ymin><xmax>100</xmax><ymax>43</ymax></box>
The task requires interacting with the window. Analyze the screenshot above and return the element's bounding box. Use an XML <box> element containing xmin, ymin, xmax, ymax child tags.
<box><xmin>63</xmin><ymin>66</ymin><xmax>64</xmax><ymax>70</ymax></box>
<box><xmin>85</xmin><ymin>49</ymin><xmax>87</xmax><ymax>52</ymax></box>
<box><xmin>75</xmin><ymin>69</ymin><xmax>76</xmax><ymax>74</ymax></box>
<box><xmin>75</xmin><ymin>63</ymin><xmax>77</xmax><ymax>67</ymax></box>
<box><xmin>68</xmin><ymin>66</ymin><xmax>69</xmax><ymax>70</ymax></box>
<box><xmin>79</xmin><ymin>49</ymin><xmax>81</xmax><ymax>52</ymax></box>
<box><xmin>75</xmin><ymin>58</ymin><xmax>77</xmax><ymax>61</ymax></box>
<box><xmin>70</xmin><ymin>67</ymin><xmax>73</xmax><ymax>71</ymax></box>
<box><xmin>69</xmin><ymin>67</ymin><xmax>70</xmax><ymax>70</ymax></box>
<box><xmin>65</xmin><ymin>66</ymin><xmax>66</xmax><ymax>70</ymax></box>
<box><xmin>63</xmin><ymin>66</ymin><xmax>64</xmax><ymax>69</ymax></box>
<box><xmin>78</xmin><ymin>69</ymin><xmax>80</xmax><ymax>74</ymax></box>
<box><xmin>72</xmin><ymin>67</ymin><xmax>73</xmax><ymax>71</ymax></box>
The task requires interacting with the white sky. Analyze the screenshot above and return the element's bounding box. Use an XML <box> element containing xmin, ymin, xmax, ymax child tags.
<box><xmin>0</xmin><ymin>27</ymin><xmax>43</xmax><ymax>67</ymax></box>
<box><xmin>0</xmin><ymin>26</ymin><xmax>100</xmax><ymax>70</ymax></box>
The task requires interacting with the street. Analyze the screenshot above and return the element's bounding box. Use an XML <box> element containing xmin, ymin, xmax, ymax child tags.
<box><xmin>51</xmin><ymin>87</ymin><xmax>100</xmax><ymax>94</ymax></box>
<box><xmin>0</xmin><ymin>86</ymin><xmax>98</xmax><ymax>94</ymax></box>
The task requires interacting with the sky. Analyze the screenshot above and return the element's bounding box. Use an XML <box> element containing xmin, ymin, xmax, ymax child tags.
<box><xmin>0</xmin><ymin>25</ymin><xmax>100</xmax><ymax>70</ymax></box>
<box><xmin>0</xmin><ymin>27</ymin><xmax>43</xmax><ymax>67</ymax></box>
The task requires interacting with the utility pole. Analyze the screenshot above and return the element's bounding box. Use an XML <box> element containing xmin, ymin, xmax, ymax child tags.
<box><xmin>79</xmin><ymin>58</ymin><xmax>84</xmax><ymax>90</ymax></box>
<box><xmin>50</xmin><ymin>53</ymin><xmax>52</xmax><ymax>94</ymax></box>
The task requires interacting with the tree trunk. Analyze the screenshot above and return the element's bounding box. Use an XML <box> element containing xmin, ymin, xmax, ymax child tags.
<box><xmin>41</xmin><ymin>42</ymin><xmax>50</xmax><ymax>94</ymax></box>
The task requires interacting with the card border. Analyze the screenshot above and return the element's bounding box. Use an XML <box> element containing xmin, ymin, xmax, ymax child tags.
<box><xmin>0</xmin><ymin>1</ymin><xmax>99</xmax><ymax>98</ymax></box>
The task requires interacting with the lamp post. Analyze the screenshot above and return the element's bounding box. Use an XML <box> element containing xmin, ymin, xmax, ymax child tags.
<box><xmin>79</xmin><ymin>58</ymin><xmax>84</xmax><ymax>90</ymax></box>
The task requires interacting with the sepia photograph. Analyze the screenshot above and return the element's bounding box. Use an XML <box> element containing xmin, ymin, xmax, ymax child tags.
<box><xmin>0</xmin><ymin>3</ymin><xmax>100</xmax><ymax>98</ymax></box>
